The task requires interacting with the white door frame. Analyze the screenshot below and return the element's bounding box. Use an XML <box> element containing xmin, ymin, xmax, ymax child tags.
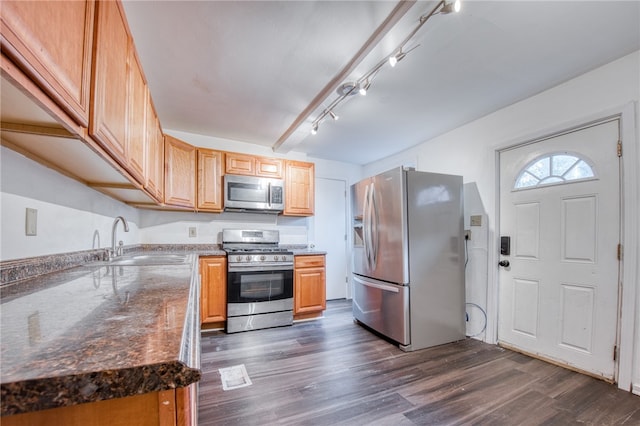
<box><xmin>489</xmin><ymin>102</ymin><xmax>638</xmax><ymax>391</ymax></box>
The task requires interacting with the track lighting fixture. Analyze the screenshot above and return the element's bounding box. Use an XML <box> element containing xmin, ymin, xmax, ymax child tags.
<box><xmin>388</xmin><ymin>50</ymin><xmax>407</xmax><ymax>68</ymax></box>
<box><xmin>440</xmin><ymin>0</ymin><xmax>462</xmax><ymax>14</ymax></box>
<box><xmin>359</xmin><ymin>80</ymin><xmax>371</xmax><ymax>96</ymax></box>
<box><xmin>308</xmin><ymin>0</ymin><xmax>461</xmax><ymax>137</ymax></box>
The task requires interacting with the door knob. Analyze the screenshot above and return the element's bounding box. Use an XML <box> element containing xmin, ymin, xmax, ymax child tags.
<box><xmin>498</xmin><ymin>260</ymin><xmax>510</xmax><ymax>267</ymax></box>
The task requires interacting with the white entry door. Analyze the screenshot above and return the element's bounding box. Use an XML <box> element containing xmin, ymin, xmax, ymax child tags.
<box><xmin>314</xmin><ymin>178</ymin><xmax>348</xmax><ymax>300</ymax></box>
<box><xmin>498</xmin><ymin>119</ymin><xmax>621</xmax><ymax>380</ymax></box>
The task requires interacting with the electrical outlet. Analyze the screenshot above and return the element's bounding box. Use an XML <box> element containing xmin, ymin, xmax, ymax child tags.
<box><xmin>464</xmin><ymin>230</ymin><xmax>471</xmax><ymax>240</ymax></box>
<box><xmin>188</xmin><ymin>227</ymin><xmax>197</xmax><ymax>238</ymax></box>
<box><xmin>26</xmin><ymin>208</ymin><xmax>37</xmax><ymax>236</ymax></box>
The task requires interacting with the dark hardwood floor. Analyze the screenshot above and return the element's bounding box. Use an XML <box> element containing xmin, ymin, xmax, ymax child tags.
<box><xmin>199</xmin><ymin>300</ymin><xmax>639</xmax><ymax>425</ymax></box>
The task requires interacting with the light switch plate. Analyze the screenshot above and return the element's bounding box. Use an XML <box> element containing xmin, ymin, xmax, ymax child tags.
<box><xmin>26</xmin><ymin>208</ymin><xmax>37</xmax><ymax>236</ymax></box>
<box><xmin>470</xmin><ymin>215</ymin><xmax>482</xmax><ymax>227</ymax></box>
<box><xmin>188</xmin><ymin>227</ymin><xmax>197</xmax><ymax>238</ymax></box>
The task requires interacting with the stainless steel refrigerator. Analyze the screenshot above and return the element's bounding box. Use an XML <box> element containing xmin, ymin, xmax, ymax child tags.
<box><xmin>351</xmin><ymin>167</ymin><xmax>465</xmax><ymax>351</ymax></box>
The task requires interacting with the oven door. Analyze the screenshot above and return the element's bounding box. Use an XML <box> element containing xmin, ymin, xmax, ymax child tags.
<box><xmin>227</xmin><ymin>266</ymin><xmax>293</xmax><ymax>305</ymax></box>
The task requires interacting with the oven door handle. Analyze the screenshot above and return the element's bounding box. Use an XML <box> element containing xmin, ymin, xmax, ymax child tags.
<box><xmin>228</xmin><ymin>264</ymin><xmax>293</xmax><ymax>272</ymax></box>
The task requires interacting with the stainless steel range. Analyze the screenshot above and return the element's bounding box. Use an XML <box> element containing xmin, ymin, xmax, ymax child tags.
<box><xmin>222</xmin><ymin>229</ymin><xmax>294</xmax><ymax>333</ymax></box>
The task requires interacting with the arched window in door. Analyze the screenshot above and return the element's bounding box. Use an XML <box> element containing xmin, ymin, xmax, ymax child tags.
<box><xmin>514</xmin><ymin>152</ymin><xmax>596</xmax><ymax>190</ymax></box>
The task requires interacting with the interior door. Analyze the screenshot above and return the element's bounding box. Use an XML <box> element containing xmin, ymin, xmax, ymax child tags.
<box><xmin>314</xmin><ymin>178</ymin><xmax>347</xmax><ymax>299</ymax></box>
<box><xmin>498</xmin><ymin>119</ymin><xmax>620</xmax><ymax>380</ymax></box>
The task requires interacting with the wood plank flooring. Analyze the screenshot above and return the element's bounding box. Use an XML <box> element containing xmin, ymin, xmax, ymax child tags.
<box><xmin>198</xmin><ymin>300</ymin><xmax>639</xmax><ymax>425</ymax></box>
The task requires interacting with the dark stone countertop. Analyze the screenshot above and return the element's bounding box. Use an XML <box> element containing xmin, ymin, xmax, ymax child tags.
<box><xmin>0</xmin><ymin>252</ymin><xmax>202</xmax><ymax>416</ymax></box>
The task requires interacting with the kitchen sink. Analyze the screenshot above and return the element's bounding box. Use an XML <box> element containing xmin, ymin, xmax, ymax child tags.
<box><xmin>95</xmin><ymin>253</ymin><xmax>190</xmax><ymax>266</ymax></box>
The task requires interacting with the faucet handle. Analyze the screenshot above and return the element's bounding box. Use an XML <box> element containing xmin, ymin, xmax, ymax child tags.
<box><xmin>117</xmin><ymin>241</ymin><xmax>124</xmax><ymax>256</ymax></box>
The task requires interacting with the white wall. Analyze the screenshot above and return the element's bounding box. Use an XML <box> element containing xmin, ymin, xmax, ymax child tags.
<box><xmin>364</xmin><ymin>51</ymin><xmax>640</xmax><ymax>392</ymax></box>
<box><xmin>0</xmin><ymin>146</ymin><xmax>140</xmax><ymax>260</ymax></box>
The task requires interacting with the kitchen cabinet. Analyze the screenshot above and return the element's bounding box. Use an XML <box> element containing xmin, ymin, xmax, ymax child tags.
<box><xmin>284</xmin><ymin>160</ymin><xmax>315</xmax><ymax>216</ymax></box>
<box><xmin>225</xmin><ymin>152</ymin><xmax>284</xmax><ymax>178</ymax></box>
<box><xmin>0</xmin><ymin>0</ymin><xmax>95</xmax><ymax>127</ymax></box>
<box><xmin>294</xmin><ymin>255</ymin><xmax>326</xmax><ymax>318</ymax></box>
<box><xmin>2</xmin><ymin>388</ymin><xmax>192</xmax><ymax>426</ymax></box>
<box><xmin>197</xmin><ymin>149</ymin><xmax>224</xmax><ymax>212</ymax></box>
<box><xmin>145</xmin><ymin>91</ymin><xmax>164</xmax><ymax>202</ymax></box>
<box><xmin>126</xmin><ymin>48</ymin><xmax>147</xmax><ymax>184</ymax></box>
<box><xmin>200</xmin><ymin>256</ymin><xmax>227</xmax><ymax>325</ymax></box>
<box><xmin>164</xmin><ymin>135</ymin><xmax>196</xmax><ymax>208</ymax></box>
<box><xmin>90</xmin><ymin>0</ymin><xmax>130</xmax><ymax>166</ymax></box>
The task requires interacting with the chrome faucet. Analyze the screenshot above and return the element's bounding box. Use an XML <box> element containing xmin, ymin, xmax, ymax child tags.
<box><xmin>110</xmin><ymin>216</ymin><xmax>129</xmax><ymax>259</ymax></box>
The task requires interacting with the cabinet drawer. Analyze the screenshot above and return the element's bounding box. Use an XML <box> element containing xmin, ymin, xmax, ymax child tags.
<box><xmin>294</xmin><ymin>255</ymin><xmax>325</xmax><ymax>268</ymax></box>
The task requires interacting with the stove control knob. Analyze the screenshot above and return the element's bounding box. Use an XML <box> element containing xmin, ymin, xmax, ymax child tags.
<box><xmin>246</xmin><ymin>255</ymin><xmax>252</xmax><ymax>262</ymax></box>
<box><xmin>274</xmin><ymin>255</ymin><xmax>279</xmax><ymax>261</ymax></box>
<box><xmin>236</xmin><ymin>256</ymin><xmax>242</xmax><ymax>262</ymax></box>
<box><xmin>260</xmin><ymin>255</ymin><xmax>266</xmax><ymax>261</ymax></box>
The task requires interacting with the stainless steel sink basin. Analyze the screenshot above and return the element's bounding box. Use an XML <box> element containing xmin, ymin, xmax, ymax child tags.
<box><xmin>96</xmin><ymin>253</ymin><xmax>190</xmax><ymax>266</ymax></box>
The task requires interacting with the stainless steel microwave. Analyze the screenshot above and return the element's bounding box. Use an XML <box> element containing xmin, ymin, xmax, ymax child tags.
<box><xmin>223</xmin><ymin>174</ymin><xmax>285</xmax><ymax>213</ymax></box>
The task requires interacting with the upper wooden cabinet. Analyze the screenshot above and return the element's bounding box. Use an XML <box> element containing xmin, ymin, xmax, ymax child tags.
<box><xmin>164</xmin><ymin>135</ymin><xmax>196</xmax><ymax>208</ymax></box>
<box><xmin>126</xmin><ymin>49</ymin><xmax>147</xmax><ymax>184</ymax></box>
<box><xmin>197</xmin><ymin>149</ymin><xmax>224</xmax><ymax>212</ymax></box>
<box><xmin>145</xmin><ymin>91</ymin><xmax>164</xmax><ymax>202</ymax></box>
<box><xmin>0</xmin><ymin>1</ymin><xmax>95</xmax><ymax>127</ymax></box>
<box><xmin>284</xmin><ymin>160</ymin><xmax>315</xmax><ymax>216</ymax></box>
<box><xmin>225</xmin><ymin>152</ymin><xmax>283</xmax><ymax>179</ymax></box>
<box><xmin>256</xmin><ymin>156</ymin><xmax>283</xmax><ymax>178</ymax></box>
<box><xmin>90</xmin><ymin>0</ymin><xmax>130</xmax><ymax>165</ymax></box>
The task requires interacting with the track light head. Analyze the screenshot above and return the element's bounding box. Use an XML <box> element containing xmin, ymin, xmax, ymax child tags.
<box><xmin>328</xmin><ymin>110</ymin><xmax>339</xmax><ymax>121</ymax></box>
<box><xmin>440</xmin><ymin>0</ymin><xmax>461</xmax><ymax>14</ymax></box>
<box><xmin>311</xmin><ymin>124</ymin><xmax>318</xmax><ymax>135</ymax></box>
<box><xmin>389</xmin><ymin>50</ymin><xmax>407</xmax><ymax>68</ymax></box>
<box><xmin>359</xmin><ymin>80</ymin><xmax>370</xmax><ymax>96</ymax></box>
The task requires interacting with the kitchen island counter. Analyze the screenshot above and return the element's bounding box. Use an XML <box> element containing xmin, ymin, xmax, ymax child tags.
<box><xmin>0</xmin><ymin>254</ymin><xmax>201</xmax><ymax>417</ymax></box>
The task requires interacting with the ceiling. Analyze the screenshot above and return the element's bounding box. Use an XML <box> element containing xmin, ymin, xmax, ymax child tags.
<box><xmin>122</xmin><ymin>1</ymin><xmax>640</xmax><ymax>166</ymax></box>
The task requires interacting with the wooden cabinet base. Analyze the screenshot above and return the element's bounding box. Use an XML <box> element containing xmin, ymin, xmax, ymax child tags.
<box><xmin>2</xmin><ymin>388</ymin><xmax>194</xmax><ymax>426</ymax></box>
<box><xmin>294</xmin><ymin>311</ymin><xmax>324</xmax><ymax>321</ymax></box>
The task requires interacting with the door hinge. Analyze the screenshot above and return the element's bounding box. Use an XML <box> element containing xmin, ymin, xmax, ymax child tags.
<box><xmin>613</xmin><ymin>345</ymin><xmax>617</xmax><ymax>361</ymax></box>
<box><xmin>617</xmin><ymin>244</ymin><xmax>623</xmax><ymax>261</ymax></box>
<box><xmin>617</xmin><ymin>140</ymin><xmax>623</xmax><ymax>157</ymax></box>
<box><xmin>345</xmin><ymin>276</ymin><xmax>349</xmax><ymax>283</ymax></box>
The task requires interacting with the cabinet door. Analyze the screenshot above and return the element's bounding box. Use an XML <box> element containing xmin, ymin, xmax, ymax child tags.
<box><xmin>164</xmin><ymin>135</ymin><xmax>196</xmax><ymax>208</ymax></box>
<box><xmin>0</xmin><ymin>1</ymin><xmax>94</xmax><ymax>126</ymax></box>
<box><xmin>255</xmin><ymin>157</ymin><xmax>283</xmax><ymax>178</ymax></box>
<box><xmin>225</xmin><ymin>152</ymin><xmax>255</xmax><ymax>175</ymax></box>
<box><xmin>200</xmin><ymin>257</ymin><xmax>227</xmax><ymax>323</ymax></box>
<box><xmin>284</xmin><ymin>160</ymin><xmax>315</xmax><ymax>216</ymax></box>
<box><xmin>144</xmin><ymin>91</ymin><xmax>163</xmax><ymax>201</ymax></box>
<box><xmin>197</xmin><ymin>149</ymin><xmax>224</xmax><ymax>212</ymax></box>
<box><xmin>294</xmin><ymin>255</ymin><xmax>326</xmax><ymax>315</ymax></box>
<box><xmin>126</xmin><ymin>49</ymin><xmax>147</xmax><ymax>183</ymax></box>
<box><xmin>91</xmin><ymin>0</ymin><xmax>130</xmax><ymax>165</ymax></box>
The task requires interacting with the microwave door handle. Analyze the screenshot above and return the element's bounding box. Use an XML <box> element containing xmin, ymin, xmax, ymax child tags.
<box><xmin>267</xmin><ymin>182</ymin><xmax>272</xmax><ymax>207</ymax></box>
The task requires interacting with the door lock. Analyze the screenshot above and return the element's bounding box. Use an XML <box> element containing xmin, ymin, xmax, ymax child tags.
<box><xmin>498</xmin><ymin>260</ymin><xmax>510</xmax><ymax>268</ymax></box>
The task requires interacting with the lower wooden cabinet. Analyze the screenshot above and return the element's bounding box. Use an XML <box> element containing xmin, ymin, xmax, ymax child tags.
<box><xmin>200</xmin><ymin>256</ymin><xmax>227</xmax><ymax>325</ymax></box>
<box><xmin>294</xmin><ymin>254</ymin><xmax>326</xmax><ymax>319</ymax></box>
<box><xmin>2</xmin><ymin>387</ymin><xmax>194</xmax><ymax>426</ymax></box>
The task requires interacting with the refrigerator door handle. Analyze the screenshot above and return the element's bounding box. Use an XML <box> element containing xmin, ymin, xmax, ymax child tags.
<box><xmin>370</xmin><ymin>183</ymin><xmax>379</xmax><ymax>268</ymax></box>
<box><xmin>353</xmin><ymin>275</ymin><xmax>399</xmax><ymax>293</ymax></box>
<box><xmin>363</xmin><ymin>184</ymin><xmax>371</xmax><ymax>267</ymax></box>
